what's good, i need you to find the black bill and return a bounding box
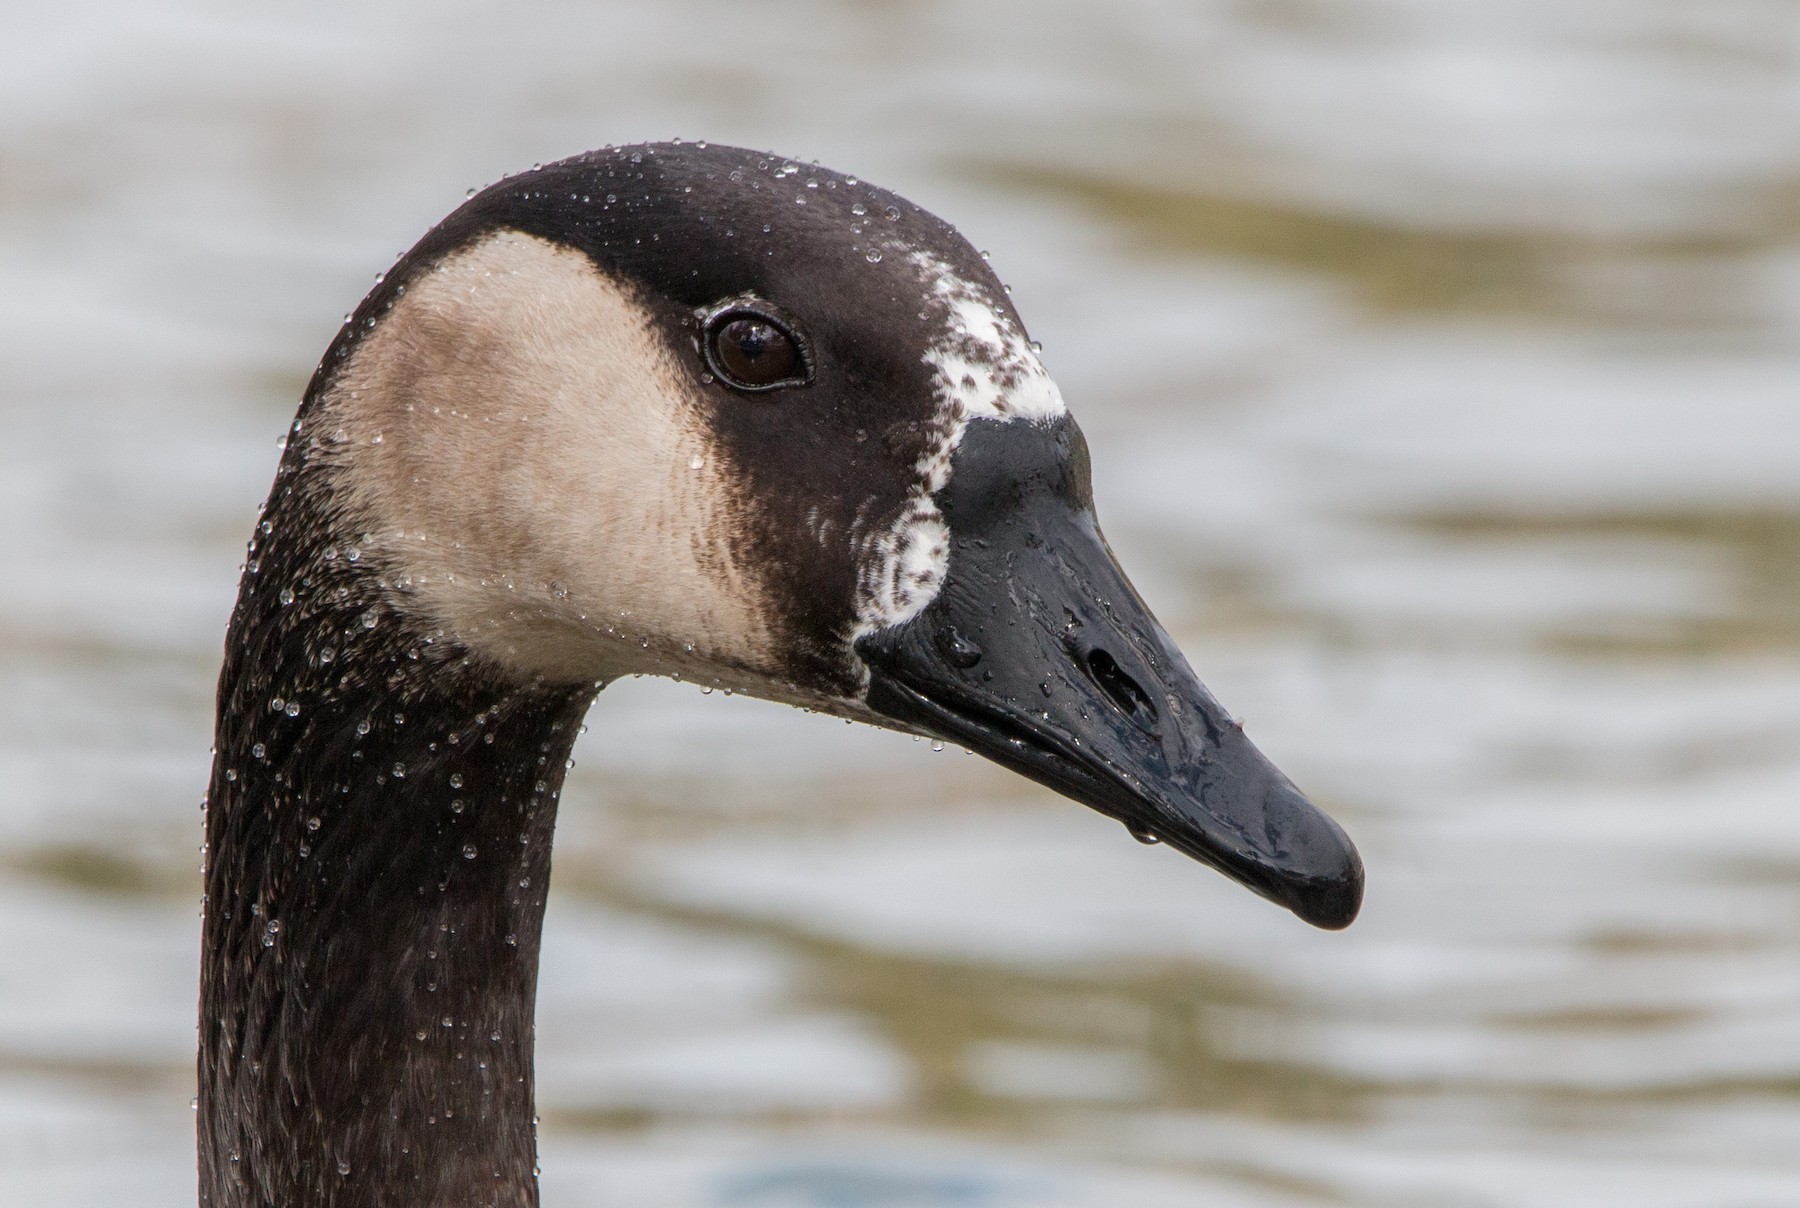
[856,417,1363,929]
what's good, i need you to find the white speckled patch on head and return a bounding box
[910,249,1066,433]
[851,495,951,642]
[847,249,1069,644]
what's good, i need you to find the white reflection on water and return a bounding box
[3,1,1799,1205]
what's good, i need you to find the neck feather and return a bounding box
[199,461,596,1207]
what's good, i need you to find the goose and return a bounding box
[200,140,1363,1207]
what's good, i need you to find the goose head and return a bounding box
[302,141,1362,928]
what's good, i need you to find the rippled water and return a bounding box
[4,2,1799,1204]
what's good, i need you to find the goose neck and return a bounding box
[200,493,595,1207]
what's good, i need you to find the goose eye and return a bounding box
[703,309,808,391]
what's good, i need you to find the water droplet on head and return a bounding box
[462,844,477,860]
[884,205,901,221]
[449,773,464,789]
[865,249,882,263]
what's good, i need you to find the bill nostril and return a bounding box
[1084,648,1157,727]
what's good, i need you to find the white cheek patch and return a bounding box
[853,496,950,637]
[850,250,1068,644]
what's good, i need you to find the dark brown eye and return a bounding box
[702,307,809,392]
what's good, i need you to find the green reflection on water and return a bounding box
[979,162,1750,318]
[556,866,1374,1134]
[1125,503,1800,662]
[14,843,184,897]
[1405,506,1800,656]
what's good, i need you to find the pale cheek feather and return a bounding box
[315,230,776,686]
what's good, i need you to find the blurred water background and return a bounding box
[4,2,1800,1204]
